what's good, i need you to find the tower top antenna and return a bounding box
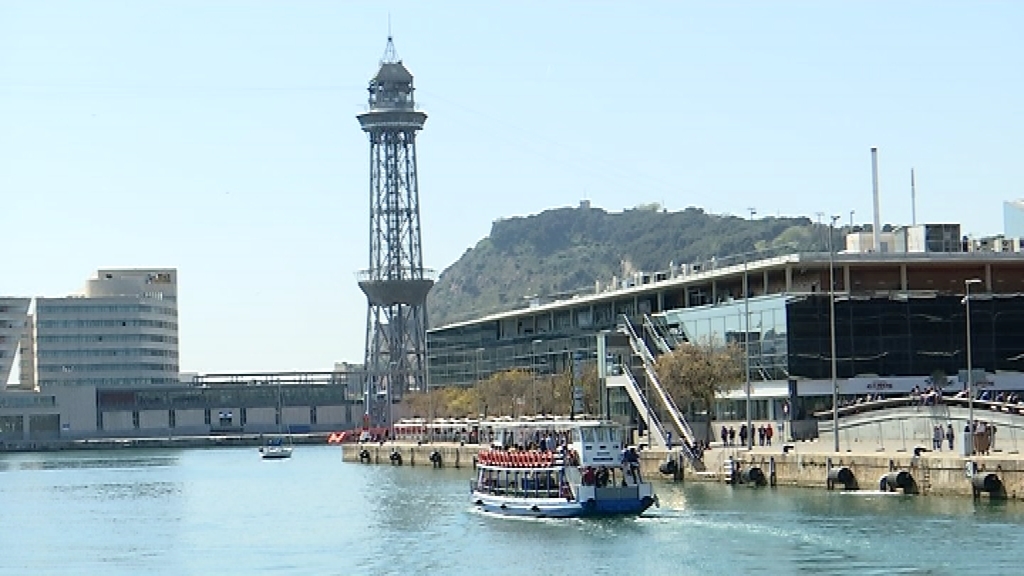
[381,16,399,63]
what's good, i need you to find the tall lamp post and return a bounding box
[744,208,755,450]
[532,339,543,415]
[829,214,841,453]
[965,278,982,444]
[743,255,752,450]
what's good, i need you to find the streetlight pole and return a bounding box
[532,339,543,416]
[426,337,433,443]
[744,254,752,450]
[744,208,755,450]
[829,215,841,453]
[965,278,982,450]
[474,347,484,417]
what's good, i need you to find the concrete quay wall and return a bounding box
[697,444,1024,500]
[344,442,1024,501]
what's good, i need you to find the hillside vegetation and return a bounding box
[427,203,840,328]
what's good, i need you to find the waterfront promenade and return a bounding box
[342,434,1024,501]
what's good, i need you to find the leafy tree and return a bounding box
[398,364,602,421]
[930,369,949,390]
[654,340,744,438]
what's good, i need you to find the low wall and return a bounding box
[698,445,1023,500]
[341,442,1024,501]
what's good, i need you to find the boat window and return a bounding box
[571,428,582,443]
[581,428,596,443]
[594,428,608,443]
[608,428,620,443]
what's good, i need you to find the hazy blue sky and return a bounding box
[2,1,1021,375]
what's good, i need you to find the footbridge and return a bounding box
[817,397,1024,454]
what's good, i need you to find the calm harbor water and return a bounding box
[1,446,1021,575]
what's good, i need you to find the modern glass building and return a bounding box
[1004,200,1024,239]
[426,250,1024,438]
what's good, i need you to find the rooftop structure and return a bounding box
[1004,199,1024,239]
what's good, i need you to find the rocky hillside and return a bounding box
[427,203,840,327]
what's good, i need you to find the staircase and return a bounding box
[643,315,673,354]
[619,314,704,471]
[606,371,668,448]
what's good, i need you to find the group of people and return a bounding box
[580,446,642,487]
[930,423,956,451]
[719,423,774,447]
[910,385,944,406]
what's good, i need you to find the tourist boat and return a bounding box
[470,419,657,518]
[259,435,293,460]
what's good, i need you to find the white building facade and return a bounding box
[1004,199,1024,239]
[33,269,179,390]
[0,298,31,387]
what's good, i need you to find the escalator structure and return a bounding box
[618,314,704,471]
[606,370,669,449]
[645,313,684,352]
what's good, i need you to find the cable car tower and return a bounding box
[357,36,434,428]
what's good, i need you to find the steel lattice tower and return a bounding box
[357,36,433,428]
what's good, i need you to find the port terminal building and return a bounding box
[425,239,1024,444]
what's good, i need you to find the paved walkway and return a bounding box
[701,437,1024,460]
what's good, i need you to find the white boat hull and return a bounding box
[470,483,656,518]
[260,446,293,459]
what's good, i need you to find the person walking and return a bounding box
[945,423,955,451]
[766,424,774,446]
[932,425,942,451]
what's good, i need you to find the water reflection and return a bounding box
[53,481,181,500]
[3,453,179,472]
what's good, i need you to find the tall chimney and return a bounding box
[871,146,881,252]
[910,168,916,226]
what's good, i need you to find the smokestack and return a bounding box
[871,147,881,252]
[910,168,916,226]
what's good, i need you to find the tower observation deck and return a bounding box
[357,36,435,428]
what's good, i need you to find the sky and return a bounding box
[1,1,1022,376]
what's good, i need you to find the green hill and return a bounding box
[427,203,840,328]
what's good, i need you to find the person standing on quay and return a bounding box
[766,424,774,446]
[946,423,955,451]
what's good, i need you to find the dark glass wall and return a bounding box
[787,294,1024,379]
